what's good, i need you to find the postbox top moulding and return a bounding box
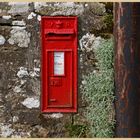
[41,16,77,19]
[41,16,77,33]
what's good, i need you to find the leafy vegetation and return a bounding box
[82,38,115,137]
[65,124,88,137]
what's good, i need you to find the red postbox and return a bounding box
[41,16,77,113]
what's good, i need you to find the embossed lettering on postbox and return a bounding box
[41,16,77,113]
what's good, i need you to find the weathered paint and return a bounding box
[114,3,140,137]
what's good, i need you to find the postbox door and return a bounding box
[46,50,73,107]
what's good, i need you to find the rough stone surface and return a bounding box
[0,2,108,138]
[12,20,26,26]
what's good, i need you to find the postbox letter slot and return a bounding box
[47,33,71,37]
[45,30,75,40]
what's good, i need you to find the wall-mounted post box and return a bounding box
[41,16,77,113]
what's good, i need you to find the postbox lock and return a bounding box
[41,16,78,113]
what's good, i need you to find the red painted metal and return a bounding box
[41,16,78,113]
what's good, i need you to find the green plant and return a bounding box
[103,14,113,33]
[65,124,88,138]
[82,38,115,137]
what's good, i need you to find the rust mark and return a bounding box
[130,38,134,64]
[117,26,125,58]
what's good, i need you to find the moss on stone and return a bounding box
[91,13,113,38]
[35,6,55,15]
[0,2,11,11]
[90,2,113,38]
[103,14,113,33]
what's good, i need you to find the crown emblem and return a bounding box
[55,20,63,28]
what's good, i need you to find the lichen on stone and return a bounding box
[12,116,19,123]
[13,85,22,93]
[0,35,6,45]
[17,67,29,78]
[8,2,30,14]
[21,97,39,109]
[0,123,14,137]
[12,20,26,26]
[8,27,31,48]
[42,113,63,119]
[37,15,41,21]
[79,33,103,52]
[2,15,11,20]
[34,2,49,10]
[27,12,36,20]
[51,2,84,16]
[29,67,40,78]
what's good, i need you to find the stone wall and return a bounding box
[0,2,110,137]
